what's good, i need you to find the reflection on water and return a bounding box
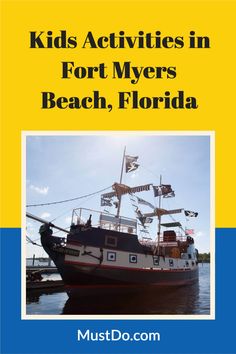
[63,283,200,315]
[26,264,210,315]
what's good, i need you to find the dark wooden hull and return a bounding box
[40,226,199,287]
[60,262,199,286]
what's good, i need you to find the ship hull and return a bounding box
[40,225,199,287]
[59,261,199,287]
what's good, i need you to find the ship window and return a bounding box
[129,254,137,263]
[153,256,159,266]
[107,251,116,262]
[105,235,117,247]
[186,261,189,267]
[192,261,195,266]
[188,254,192,259]
[169,259,174,267]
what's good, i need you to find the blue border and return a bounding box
[1,228,236,354]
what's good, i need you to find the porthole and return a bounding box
[153,256,159,266]
[107,251,116,262]
[129,254,137,263]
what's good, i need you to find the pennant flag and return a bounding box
[137,216,153,227]
[185,229,194,235]
[161,222,182,228]
[139,229,149,234]
[134,207,153,226]
[101,191,116,199]
[153,184,173,197]
[163,191,175,198]
[145,217,153,224]
[136,196,155,209]
[164,208,183,215]
[101,197,113,207]
[113,201,119,209]
[135,207,143,218]
[135,207,146,227]
[125,155,139,173]
[130,183,151,193]
[184,210,198,217]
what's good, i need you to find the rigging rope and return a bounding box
[26,235,43,247]
[26,185,112,207]
[49,190,100,223]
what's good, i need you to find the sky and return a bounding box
[25,132,212,258]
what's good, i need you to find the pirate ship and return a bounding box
[27,148,199,286]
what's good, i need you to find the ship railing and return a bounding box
[71,208,137,234]
[139,238,156,247]
[139,234,189,247]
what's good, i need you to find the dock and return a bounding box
[26,280,64,290]
[27,256,59,274]
[26,266,58,274]
[26,257,62,290]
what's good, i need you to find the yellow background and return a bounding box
[1,1,236,227]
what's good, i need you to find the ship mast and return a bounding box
[116,146,126,219]
[157,174,162,254]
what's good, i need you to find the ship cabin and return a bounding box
[67,208,195,259]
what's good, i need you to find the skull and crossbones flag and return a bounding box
[153,184,173,197]
[125,155,139,173]
[101,197,113,207]
[184,210,198,217]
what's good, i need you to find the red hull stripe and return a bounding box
[65,284,149,289]
[64,259,194,273]
[65,279,197,288]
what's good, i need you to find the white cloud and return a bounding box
[40,212,51,219]
[30,184,49,195]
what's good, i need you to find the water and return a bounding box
[26,264,210,315]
